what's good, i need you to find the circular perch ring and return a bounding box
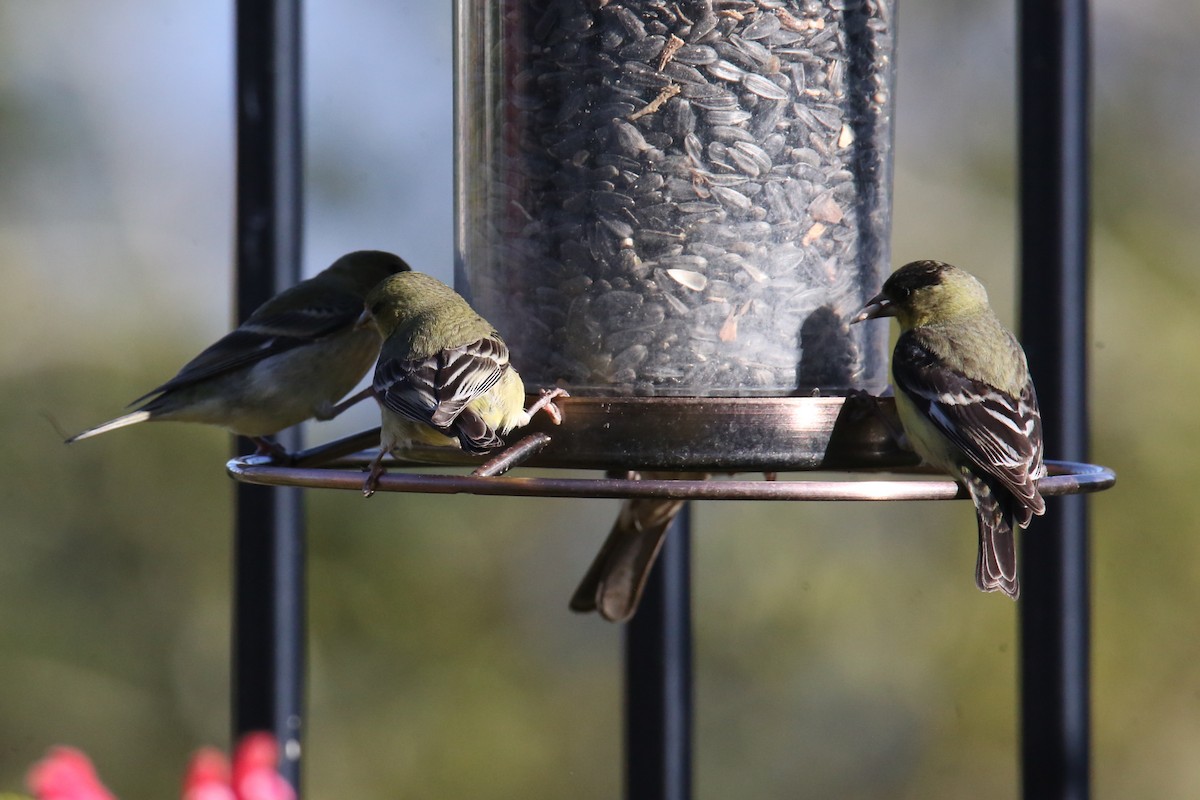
[226,397,1114,501]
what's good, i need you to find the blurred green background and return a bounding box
[1,1,1195,797]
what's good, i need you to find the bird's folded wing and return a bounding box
[130,287,364,404]
[374,335,507,439]
[892,336,1044,515]
[428,336,509,428]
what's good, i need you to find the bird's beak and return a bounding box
[851,292,894,324]
[354,306,374,330]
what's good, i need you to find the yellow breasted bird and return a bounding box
[853,260,1045,598]
[356,271,568,496]
[66,250,409,456]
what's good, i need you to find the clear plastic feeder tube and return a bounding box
[455,0,896,397]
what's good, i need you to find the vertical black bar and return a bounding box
[624,504,693,800]
[1017,1,1090,798]
[235,0,305,791]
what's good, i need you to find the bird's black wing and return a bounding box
[373,334,509,453]
[130,284,364,404]
[892,334,1044,520]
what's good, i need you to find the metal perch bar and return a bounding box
[471,433,554,477]
[240,396,1113,501]
[229,457,1113,502]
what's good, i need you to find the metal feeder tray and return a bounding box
[227,396,1116,502]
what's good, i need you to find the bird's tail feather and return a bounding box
[64,410,153,444]
[450,408,503,454]
[569,497,684,622]
[962,470,1020,600]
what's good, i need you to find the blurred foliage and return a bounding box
[2,0,1199,798]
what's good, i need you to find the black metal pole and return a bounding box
[234,0,305,791]
[624,504,693,800]
[1017,0,1091,798]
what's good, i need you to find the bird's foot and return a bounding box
[526,388,570,425]
[843,389,908,449]
[362,453,387,498]
[251,437,293,463]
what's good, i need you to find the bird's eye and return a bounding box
[895,286,911,299]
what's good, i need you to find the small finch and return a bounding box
[853,260,1045,599]
[357,271,568,496]
[66,250,409,456]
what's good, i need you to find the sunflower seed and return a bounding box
[673,44,718,65]
[709,184,753,211]
[706,59,746,82]
[742,72,789,101]
[666,268,709,291]
[619,36,666,62]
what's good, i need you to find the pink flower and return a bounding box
[184,734,294,800]
[26,747,117,800]
[23,734,293,800]
[181,748,235,800]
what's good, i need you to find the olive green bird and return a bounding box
[67,250,409,456]
[356,271,568,496]
[853,260,1045,598]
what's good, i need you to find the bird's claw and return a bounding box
[362,457,385,497]
[252,437,293,463]
[843,389,908,450]
[528,387,569,425]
